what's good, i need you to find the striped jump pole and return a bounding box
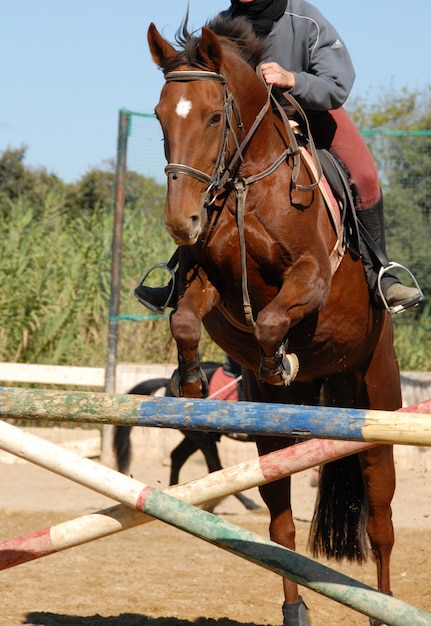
[1,423,375,569]
[1,387,431,445]
[2,395,430,571]
[0,420,430,625]
[1,399,430,570]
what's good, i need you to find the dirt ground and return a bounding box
[1,430,431,626]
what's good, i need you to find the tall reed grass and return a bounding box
[0,198,428,371]
[0,197,224,368]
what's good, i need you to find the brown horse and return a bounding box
[147,15,401,626]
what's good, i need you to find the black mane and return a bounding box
[161,14,266,74]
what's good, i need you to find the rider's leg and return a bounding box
[354,194,423,310]
[310,107,423,313]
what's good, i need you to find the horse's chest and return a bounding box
[205,218,283,287]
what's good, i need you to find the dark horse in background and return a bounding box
[113,361,259,511]
[146,15,401,626]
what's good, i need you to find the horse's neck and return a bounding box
[238,111,288,177]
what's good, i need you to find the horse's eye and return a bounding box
[209,113,222,126]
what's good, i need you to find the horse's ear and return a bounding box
[196,27,223,73]
[148,22,177,67]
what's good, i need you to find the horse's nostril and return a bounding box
[190,215,200,223]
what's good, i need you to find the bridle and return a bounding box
[161,66,321,327]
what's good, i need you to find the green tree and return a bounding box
[66,167,115,215]
[348,85,431,130]
[0,147,65,217]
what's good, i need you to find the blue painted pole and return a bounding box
[1,387,431,445]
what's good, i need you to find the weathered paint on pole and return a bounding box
[0,420,430,625]
[1,387,431,445]
[2,399,429,569]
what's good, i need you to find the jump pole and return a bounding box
[1,415,431,623]
[0,423,374,568]
[1,399,429,570]
[2,387,431,445]
[0,422,429,625]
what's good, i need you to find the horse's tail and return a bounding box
[113,378,170,474]
[308,455,369,563]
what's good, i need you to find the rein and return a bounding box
[162,66,322,328]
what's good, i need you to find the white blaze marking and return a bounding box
[175,96,192,118]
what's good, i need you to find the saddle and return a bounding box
[315,146,361,260]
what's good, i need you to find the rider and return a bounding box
[135,0,423,314]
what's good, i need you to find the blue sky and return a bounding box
[2,0,430,183]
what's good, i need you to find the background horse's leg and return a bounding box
[170,362,225,484]
[183,432,222,473]
[169,434,200,485]
[185,431,226,513]
[234,490,261,511]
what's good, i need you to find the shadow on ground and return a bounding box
[24,614,270,626]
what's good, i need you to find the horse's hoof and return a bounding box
[169,367,209,398]
[282,598,310,626]
[259,345,299,386]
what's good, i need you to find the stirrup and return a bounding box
[377,262,424,315]
[134,263,176,314]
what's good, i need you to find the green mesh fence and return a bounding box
[124,110,166,184]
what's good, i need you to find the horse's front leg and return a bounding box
[243,372,318,626]
[169,269,219,398]
[256,257,331,386]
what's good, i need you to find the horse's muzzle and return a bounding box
[164,197,207,245]
[165,218,201,246]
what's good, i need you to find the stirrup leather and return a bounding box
[134,263,176,313]
[377,262,424,315]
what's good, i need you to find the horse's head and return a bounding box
[148,19,267,245]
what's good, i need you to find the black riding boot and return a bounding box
[134,273,178,313]
[356,195,424,313]
[134,251,180,313]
